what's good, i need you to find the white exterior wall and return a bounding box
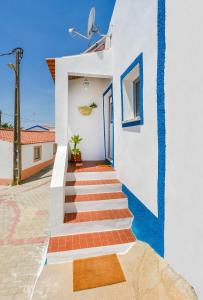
[55,50,113,146]
[0,140,13,179]
[110,0,158,215]
[52,0,203,296]
[68,78,109,161]
[165,0,203,298]
[21,142,54,170]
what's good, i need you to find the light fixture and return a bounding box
[83,78,89,90]
[8,63,16,71]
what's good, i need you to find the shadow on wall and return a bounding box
[123,126,141,133]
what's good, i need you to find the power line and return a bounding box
[1,112,55,126]
[0,51,13,57]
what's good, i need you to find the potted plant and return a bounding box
[70,134,83,162]
[78,102,98,116]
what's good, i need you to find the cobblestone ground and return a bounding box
[0,167,52,300]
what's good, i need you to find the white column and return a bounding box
[55,59,69,146]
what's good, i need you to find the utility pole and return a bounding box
[0,110,2,127]
[12,48,23,185]
[0,47,23,185]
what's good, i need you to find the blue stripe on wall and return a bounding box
[156,0,166,257]
[122,0,166,257]
[123,185,164,256]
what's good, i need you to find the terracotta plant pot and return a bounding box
[71,153,82,162]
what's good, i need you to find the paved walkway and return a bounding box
[0,167,52,300]
[33,242,198,300]
[0,166,198,300]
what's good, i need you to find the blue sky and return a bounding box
[0,0,115,128]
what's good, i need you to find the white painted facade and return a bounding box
[21,142,54,170]
[0,140,55,183]
[0,140,13,180]
[165,0,203,298]
[51,0,203,297]
[110,0,158,216]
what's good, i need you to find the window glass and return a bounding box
[133,78,140,117]
[122,63,140,123]
[34,146,41,161]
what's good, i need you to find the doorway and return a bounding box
[103,84,114,165]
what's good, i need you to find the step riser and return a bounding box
[47,242,135,264]
[65,198,128,213]
[66,183,122,195]
[61,217,133,235]
[66,171,117,181]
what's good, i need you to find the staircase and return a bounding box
[47,161,136,264]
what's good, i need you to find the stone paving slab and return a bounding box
[0,167,52,300]
[33,242,198,300]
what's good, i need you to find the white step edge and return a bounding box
[66,183,122,195]
[61,217,133,235]
[65,198,128,213]
[47,242,135,264]
[66,171,117,181]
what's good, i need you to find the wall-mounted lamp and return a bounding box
[83,78,89,90]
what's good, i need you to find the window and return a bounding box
[121,53,143,127]
[33,146,42,161]
[53,143,57,155]
[109,95,113,124]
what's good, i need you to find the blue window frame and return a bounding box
[120,53,144,127]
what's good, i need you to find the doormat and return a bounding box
[73,254,126,291]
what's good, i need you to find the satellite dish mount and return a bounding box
[69,7,106,40]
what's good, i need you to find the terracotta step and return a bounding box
[48,229,136,253]
[65,192,126,203]
[66,179,120,186]
[64,208,132,223]
[67,161,114,173]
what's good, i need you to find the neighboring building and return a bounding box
[0,129,55,184]
[43,125,55,132]
[46,0,203,298]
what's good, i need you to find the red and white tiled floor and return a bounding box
[47,161,136,263]
[67,161,114,173]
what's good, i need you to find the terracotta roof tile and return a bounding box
[0,129,55,145]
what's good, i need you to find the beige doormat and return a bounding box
[73,254,126,291]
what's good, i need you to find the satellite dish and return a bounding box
[68,7,105,40]
[87,7,96,39]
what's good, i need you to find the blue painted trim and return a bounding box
[25,125,49,131]
[102,93,107,159]
[102,83,114,166]
[120,53,144,127]
[156,0,166,256]
[123,185,164,257]
[122,0,166,257]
